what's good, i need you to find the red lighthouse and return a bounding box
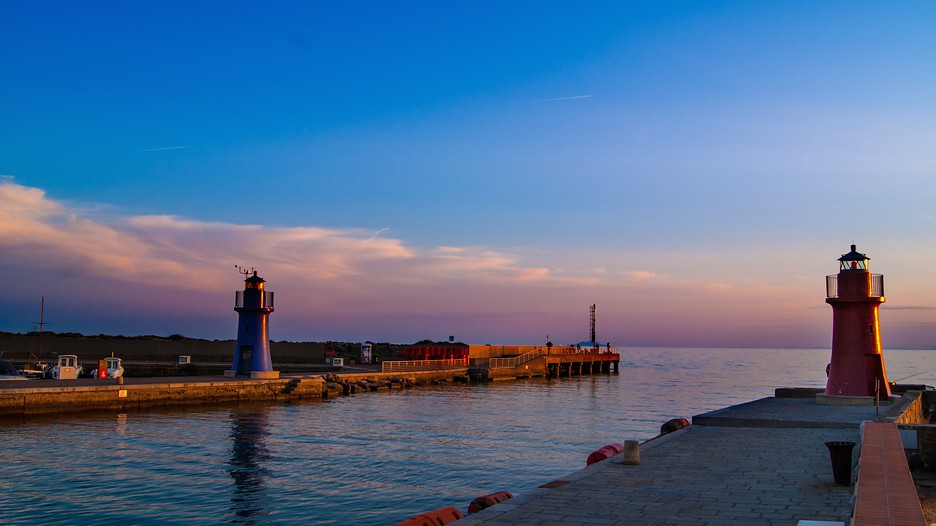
[824,244,890,398]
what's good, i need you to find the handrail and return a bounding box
[234,290,275,309]
[381,358,468,373]
[826,274,884,298]
[488,345,619,369]
[490,348,545,369]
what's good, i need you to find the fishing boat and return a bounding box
[50,355,82,380]
[90,356,124,379]
[20,355,51,379]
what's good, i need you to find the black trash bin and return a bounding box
[825,441,857,485]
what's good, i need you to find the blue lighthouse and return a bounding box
[225,270,278,379]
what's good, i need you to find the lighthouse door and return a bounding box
[239,346,253,375]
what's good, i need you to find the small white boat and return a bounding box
[51,355,83,380]
[90,356,124,379]
[20,361,49,379]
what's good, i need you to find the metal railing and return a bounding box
[384,346,623,372]
[234,291,275,309]
[489,347,548,369]
[548,345,619,355]
[381,358,469,373]
[488,345,619,369]
[826,274,884,298]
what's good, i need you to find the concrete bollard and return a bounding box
[621,440,640,465]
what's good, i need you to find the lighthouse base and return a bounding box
[816,393,890,406]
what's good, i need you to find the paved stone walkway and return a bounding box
[458,397,871,525]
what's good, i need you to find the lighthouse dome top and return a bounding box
[838,244,869,271]
[245,271,265,289]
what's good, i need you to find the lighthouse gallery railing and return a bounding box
[234,291,275,309]
[825,274,884,298]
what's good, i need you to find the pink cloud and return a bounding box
[3,180,929,348]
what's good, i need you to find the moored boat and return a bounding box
[90,356,124,379]
[0,360,28,381]
[50,355,83,380]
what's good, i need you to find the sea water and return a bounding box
[1,348,933,525]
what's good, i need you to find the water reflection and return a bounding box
[115,412,128,435]
[227,409,272,523]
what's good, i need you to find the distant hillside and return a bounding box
[0,331,406,364]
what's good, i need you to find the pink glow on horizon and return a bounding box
[1,180,934,349]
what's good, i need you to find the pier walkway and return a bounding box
[457,395,919,526]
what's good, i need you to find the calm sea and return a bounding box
[1,348,933,525]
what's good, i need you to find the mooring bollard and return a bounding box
[825,441,856,485]
[622,439,640,465]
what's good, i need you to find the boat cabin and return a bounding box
[55,355,80,380]
[92,356,124,379]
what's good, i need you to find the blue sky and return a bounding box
[2,2,935,348]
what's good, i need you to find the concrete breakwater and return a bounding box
[0,368,468,418]
[457,388,936,526]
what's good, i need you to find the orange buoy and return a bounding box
[392,506,463,526]
[586,443,626,465]
[467,491,514,513]
[659,418,690,435]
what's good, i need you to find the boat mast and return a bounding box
[33,296,48,361]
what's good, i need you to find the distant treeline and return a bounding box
[0,331,464,364]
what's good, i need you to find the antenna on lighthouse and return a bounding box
[234,265,256,278]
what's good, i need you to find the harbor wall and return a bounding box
[0,368,468,418]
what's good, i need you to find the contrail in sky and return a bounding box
[369,227,391,240]
[144,146,191,152]
[535,95,593,103]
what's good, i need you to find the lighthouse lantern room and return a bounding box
[823,244,890,400]
[225,269,279,379]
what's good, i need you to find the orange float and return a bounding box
[586,443,626,465]
[392,506,463,526]
[467,491,514,513]
[659,417,690,435]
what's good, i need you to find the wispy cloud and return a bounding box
[621,270,662,281]
[143,146,191,152]
[535,95,593,103]
[0,180,571,294]
[369,227,390,240]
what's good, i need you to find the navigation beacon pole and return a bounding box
[823,244,890,399]
[225,267,279,379]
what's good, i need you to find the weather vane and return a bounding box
[234,265,257,278]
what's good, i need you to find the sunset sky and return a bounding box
[2,2,935,348]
